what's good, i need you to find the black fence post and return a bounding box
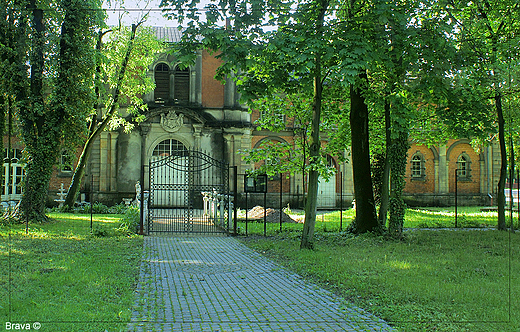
[90,173,93,232]
[264,191,267,237]
[455,168,458,228]
[279,173,283,232]
[245,181,248,236]
[139,164,145,235]
[233,166,238,235]
[340,171,343,231]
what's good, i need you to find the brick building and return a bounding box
[1,27,502,209]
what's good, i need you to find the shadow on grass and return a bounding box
[241,229,519,332]
[0,214,143,332]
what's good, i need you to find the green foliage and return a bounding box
[98,25,163,128]
[2,0,105,221]
[64,23,163,208]
[109,202,130,214]
[91,202,110,214]
[435,0,520,230]
[371,153,386,206]
[388,132,409,237]
[118,205,140,235]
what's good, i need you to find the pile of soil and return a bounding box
[245,206,297,223]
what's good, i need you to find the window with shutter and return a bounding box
[154,63,170,102]
[174,65,190,103]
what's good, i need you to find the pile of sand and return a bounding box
[245,206,297,223]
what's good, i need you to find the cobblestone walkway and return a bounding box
[129,236,394,331]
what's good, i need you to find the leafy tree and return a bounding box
[363,0,438,237]
[162,0,351,248]
[437,0,520,230]
[63,23,163,208]
[6,0,103,221]
[0,3,19,194]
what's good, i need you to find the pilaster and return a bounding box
[193,124,203,150]
[223,133,234,166]
[140,123,151,189]
[439,145,448,193]
[99,132,108,192]
[110,132,119,192]
[195,51,202,105]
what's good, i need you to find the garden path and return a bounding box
[129,236,394,331]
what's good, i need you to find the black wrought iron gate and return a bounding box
[148,149,230,234]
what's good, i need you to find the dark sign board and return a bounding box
[244,174,267,193]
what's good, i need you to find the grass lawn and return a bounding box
[239,208,520,331]
[236,206,514,236]
[1,213,143,332]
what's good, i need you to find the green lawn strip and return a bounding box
[237,207,507,236]
[0,213,143,332]
[240,230,519,332]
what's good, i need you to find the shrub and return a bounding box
[91,225,116,237]
[108,203,129,214]
[117,206,140,235]
[92,202,110,214]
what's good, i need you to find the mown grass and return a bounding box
[1,213,143,331]
[239,208,519,331]
[237,206,514,236]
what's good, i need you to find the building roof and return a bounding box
[152,26,183,43]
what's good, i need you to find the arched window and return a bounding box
[411,152,425,179]
[152,139,187,158]
[457,153,471,179]
[154,63,170,103]
[173,64,190,103]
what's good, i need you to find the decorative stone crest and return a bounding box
[160,110,184,132]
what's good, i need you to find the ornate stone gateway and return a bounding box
[148,149,230,234]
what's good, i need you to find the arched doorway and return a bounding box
[150,139,188,207]
[148,139,230,234]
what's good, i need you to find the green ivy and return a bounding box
[2,0,104,222]
[388,131,409,238]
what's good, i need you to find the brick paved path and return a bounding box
[129,236,394,331]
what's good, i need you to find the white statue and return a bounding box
[134,181,141,205]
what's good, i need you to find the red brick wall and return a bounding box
[448,141,480,194]
[404,144,435,193]
[201,50,225,108]
[48,148,82,191]
[2,136,81,194]
[2,137,24,151]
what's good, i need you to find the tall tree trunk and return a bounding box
[496,92,507,230]
[63,29,105,208]
[378,99,391,226]
[22,140,59,221]
[350,71,378,233]
[0,97,5,191]
[63,136,94,207]
[388,130,408,238]
[63,24,140,208]
[19,3,50,222]
[300,0,328,249]
[300,46,322,250]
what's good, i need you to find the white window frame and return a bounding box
[2,149,25,202]
[410,153,425,179]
